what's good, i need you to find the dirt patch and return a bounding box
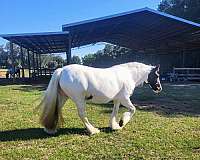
[132,83,200,116]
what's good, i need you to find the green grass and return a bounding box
[0,84,200,159]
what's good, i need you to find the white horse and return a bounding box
[38,62,162,135]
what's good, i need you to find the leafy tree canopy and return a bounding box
[70,55,81,64]
[158,0,200,23]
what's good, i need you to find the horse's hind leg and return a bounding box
[109,100,122,130]
[119,98,136,128]
[75,99,100,135]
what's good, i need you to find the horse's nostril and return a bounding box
[156,83,160,87]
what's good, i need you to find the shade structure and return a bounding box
[62,7,200,52]
[1,8,200,54]
[1,31,70,53]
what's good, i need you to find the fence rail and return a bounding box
[170,68,200,81]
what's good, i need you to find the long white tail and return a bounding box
[38,68,66,132]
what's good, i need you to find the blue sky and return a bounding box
[0,0,161,57]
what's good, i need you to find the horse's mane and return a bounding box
[112,62,153,70]
[112,62,154,86]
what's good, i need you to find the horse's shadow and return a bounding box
[0,128,85,142]
[0,127,113,142]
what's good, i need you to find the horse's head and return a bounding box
[147,64,162,93]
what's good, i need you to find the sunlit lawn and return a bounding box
[0,84,200,159]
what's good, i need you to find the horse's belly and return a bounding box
[87,95,111,104]
[86,86,118,104]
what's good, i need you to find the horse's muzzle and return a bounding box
[153,86,162,93]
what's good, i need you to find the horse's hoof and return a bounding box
[119,119,124,127]
[89,128,100,135]
[110,124,122,130]
[44,128,57,135]
[112,126,122,130]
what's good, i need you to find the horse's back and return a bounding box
[59,64,128,102]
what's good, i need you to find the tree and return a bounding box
[158,0,200,23]
[0,43,21,68]
[71,56,81,64]
[0,45,9,68]
[41,54,65,68]
[0,41,68,69]
[81,44,132,67]
[82,53,97,66]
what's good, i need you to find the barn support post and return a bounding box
[32,52,35,78]
[27,49,31,78]
[66,35,71,65]
[36,53,39,77]
[65,52,68,64]
[39,53,42,76]
[20,46,25,78]
[10,42,15,82]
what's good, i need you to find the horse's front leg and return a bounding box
[119,98,136,128]
[109,100,122,130]
[75,100,100,135]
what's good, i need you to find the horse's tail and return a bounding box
[38,68,66,133]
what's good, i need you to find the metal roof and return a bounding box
[0,31,69,53]
[63,7,200,52]
[1,8,200,54]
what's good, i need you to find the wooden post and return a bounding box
[39,53,42,76]
[44,68,47,76]
[10,42,15,81]
[32,52,35,78]
[36,53,39,77]
[67,35,71,65]
[66,52,68,63]
[20,46,25,78]
[27,49,31,78]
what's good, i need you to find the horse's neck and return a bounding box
[125,63,152,87]
[135,70,149,86]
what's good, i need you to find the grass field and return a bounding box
[0,83,200,159]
